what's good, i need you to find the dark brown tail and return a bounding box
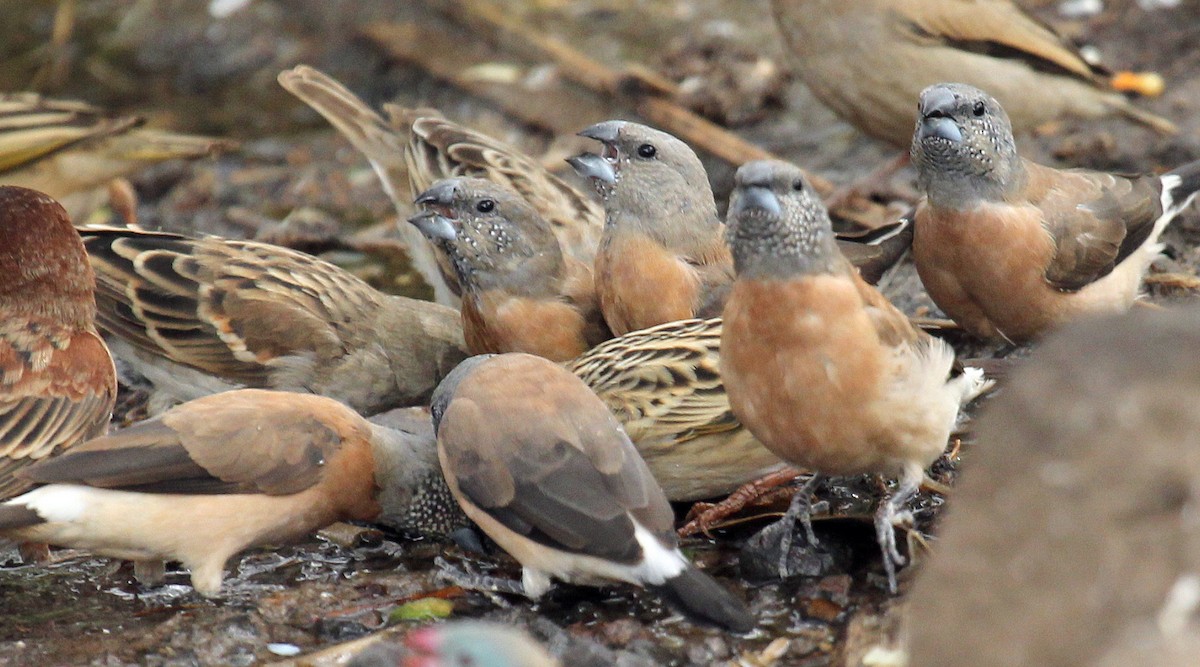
[653,564,755,633]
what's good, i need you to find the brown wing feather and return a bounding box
[0,324,115,499]
[0,93,142,176]
[82,227,383,385]
[439,356,674,560]
[1027,163,1164,291]
[844,257,923,350]
[895,0,1103,83]
[22,390,355,496]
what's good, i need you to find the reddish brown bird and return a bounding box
[431,353,755,632]
[570,122,914,335]
[569,121,734,335]
[0,389,452,597]
[80,226,468,415]
[1,186,116,503]
[278,65,602,307]
[910,83,1200,343]
[409,178,610,361]
[720,160,988,592]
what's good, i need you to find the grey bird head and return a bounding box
[574,120,719,237]
[911,83,1025,208]
[725,160,841,279]
[410,178,563,294]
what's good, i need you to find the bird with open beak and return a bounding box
[569,120,735,336]
[910,83,1200,343]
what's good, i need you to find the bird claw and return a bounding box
[678,467,804,538]
[433,556,523,603]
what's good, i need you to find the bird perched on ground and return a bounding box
[0,389,459,596]
[720,160,988,592]
[431,353,755,632]
[566,317,786,502]
[1,187,116,503]
[770,0,1175,150]
[409,178,610,361]
[907,307,1200,666]
[910,83,1200,343]
[278,65,603,307]
[0,93,233,222]
[80,226,469,415]
[569,121,734,336]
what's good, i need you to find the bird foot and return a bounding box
[678,467,803,537]
[433,556,523,601]
[874,502,916,594]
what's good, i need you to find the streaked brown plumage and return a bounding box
[566,317,785,502]
[911,83,1200,342]
[770,0,1175,149]
[0,93,232,207]
[0,389,449,596]
[409,178,610,361]
[720,160,988,591]
[431,353,754,632]
[1,186,116,501]
[80,226,469,415]
[277,65,602,306]
[908,307,1200,666]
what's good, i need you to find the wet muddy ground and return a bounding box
[2,1,1200,665]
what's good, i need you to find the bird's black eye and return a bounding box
[972,101,986,117]
[636,143,657,159]
[476,199,495,213]
[791,178,804,192]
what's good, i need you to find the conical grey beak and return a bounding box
[408,210,458,241]
[414,179,461,207]
[917,85,963,143]
[578,120,624,145]
[919,116,963,143]
[567,152,616,184]
[729,184,780,219]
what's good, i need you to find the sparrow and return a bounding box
[80,226,469,415]
[398,621,558,667]
[1,186,116,502]
[277,65,603,306]
[409,178,610,361]
[569,120,734,336]
[0,92,233,215]
[769,0,1176,149]
[907,306,1200,666]
[570,122,916,336]
[910,83,1200,343]
[0,389,455,597]
[720,159,989,592]
[430,353,755,632]
[565,317,787,502]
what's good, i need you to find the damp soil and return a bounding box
[2,1,1200,665]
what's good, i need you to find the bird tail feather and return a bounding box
[653,564,755,633]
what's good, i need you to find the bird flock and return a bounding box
[3,1,1200,663]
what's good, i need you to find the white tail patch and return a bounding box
[631,522,686,585]
[9,485,91,523]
